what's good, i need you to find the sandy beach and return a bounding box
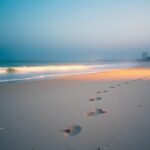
[0,67,150,150]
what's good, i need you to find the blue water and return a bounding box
[0,60,137,83]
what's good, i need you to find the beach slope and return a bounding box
[0,68,150,150]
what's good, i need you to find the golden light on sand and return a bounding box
[63,68,150,80]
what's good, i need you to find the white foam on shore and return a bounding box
[0,62,137,83]
[0,65,90,74]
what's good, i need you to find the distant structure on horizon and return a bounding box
[141,52,150,61]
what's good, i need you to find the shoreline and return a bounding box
[0,62,137,83]
[1,67,149,85]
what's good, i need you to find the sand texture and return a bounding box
[0,68,150,150]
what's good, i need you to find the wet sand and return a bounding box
[0,68,150,150]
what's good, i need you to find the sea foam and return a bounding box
[0,62,137,83]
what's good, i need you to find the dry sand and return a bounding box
[0,68,150,150]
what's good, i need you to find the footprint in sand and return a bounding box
[103,90,108,93]
[89,97,102,102]
[62,125,82,137]
[109,86,115,89]
[89,98,95,102]
[95,97,102,101]
[85,108,106,117]
[97,91,102,94]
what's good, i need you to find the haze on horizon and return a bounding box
[0,0,150,61]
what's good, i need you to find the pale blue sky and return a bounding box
[0,0,150,61]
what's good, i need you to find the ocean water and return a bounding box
[0,61,137,83]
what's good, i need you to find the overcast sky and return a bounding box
[0,0,150,61]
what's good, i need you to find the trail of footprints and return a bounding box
[0,76,149,150]
[62,75,150,149]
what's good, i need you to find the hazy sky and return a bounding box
[0,0,150,61]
